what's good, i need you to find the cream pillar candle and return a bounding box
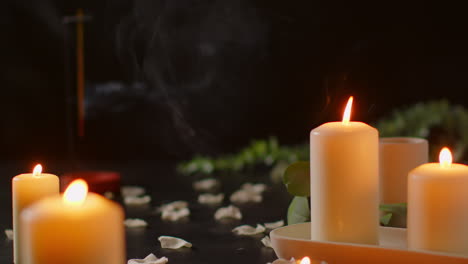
[20,179,125,264]
[408,147,468,255]
[12,164,59,263]
[310,97,379,244]
[379,137,428,204]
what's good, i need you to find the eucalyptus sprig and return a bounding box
[177,137,308,175]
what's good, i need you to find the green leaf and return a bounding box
[287,196,310,225]
[283,161,310,197]
[380,213,393,226]
[379,203,407,216]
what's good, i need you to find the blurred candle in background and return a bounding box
[12,164,59,263]
[310,97,379,244]
[20,179,125,264]
[379,137,428,227]
[408,147,468,255]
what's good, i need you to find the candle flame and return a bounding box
[32,164,42,177]
[63,179,88,206]
[439,147,452,168]
[342,96,353,125]
[299,257,311,264]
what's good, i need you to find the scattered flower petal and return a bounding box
[158,236,192,249]
[162,207,190,221]
[261,236,272,248]
[232,224,266,236]
[5,229,13,240]
[124,218,148,228]
[214,205,242,220]
[124,195,152,206]
[159,201,188,212]
[264,220,284,230]
[193,178,220,192]
[230,189,262,203]
[128,253,168,264]
[241,183,267,194]
[122,186,146,197]
[198,193,224,205]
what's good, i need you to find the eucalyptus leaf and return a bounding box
[379,203,407,216]
[283,162,310,197]
[380,213,393,226]
[287,196,310,225]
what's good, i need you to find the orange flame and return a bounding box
[342,96,353,125]
[32,164,42,177]
[63,179,88,206]
[439,147,452,168]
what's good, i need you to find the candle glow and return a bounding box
[32,164,42,177]
[63,179,88,206]
[342,96,353,125]
[299,257,311,264]
[439,147,452,168]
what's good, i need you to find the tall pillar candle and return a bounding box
[20,179,125,264]
[310,97,379,244]
[12,164,59,263]
[408,147,468,255]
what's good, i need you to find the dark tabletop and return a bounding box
[0,160,291,264]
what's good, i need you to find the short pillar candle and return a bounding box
[310,97,379,244]
[20,179,125,264]
[12,164,59,263]
[408,147,468,255]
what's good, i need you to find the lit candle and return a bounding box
[12,164,59,263]
[310,96,379,244]
[20,179,125,264]
[408,147,468,255]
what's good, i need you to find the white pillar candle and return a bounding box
[408,147,468,255]
[12,164,59,263]
[310,97,379,244]
[379,137,428,204]
[20,179,125,264]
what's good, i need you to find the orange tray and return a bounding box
[270,222,468,264]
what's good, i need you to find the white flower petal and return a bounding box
[161,207,190,221]
[158,236,192,249]
[192,178,219,192]
[230,189,262,203]
[124,195,152,206]
[124,218,148,228]
[198,193,224,205]
[159,201,188,212]
[261,236,272,248]
[264,220,284,230]
[5,229,13,240]
[241,183,267,194]
[232,224,266,236]
[122,186,146,197]
[127,253,168,264]
[214,205,242,220]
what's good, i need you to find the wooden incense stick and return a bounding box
[76,9,85,138]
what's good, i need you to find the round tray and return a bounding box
[270,222,468,264]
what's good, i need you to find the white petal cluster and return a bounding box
[128,253,168,264]
[158,236,193,249]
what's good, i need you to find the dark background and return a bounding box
[1,0,468,163]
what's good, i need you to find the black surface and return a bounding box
[0,160,291,264]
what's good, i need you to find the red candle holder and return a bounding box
[60,171,121,195]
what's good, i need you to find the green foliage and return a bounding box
[283,162,310,197]
[287,196,310,225]
[377,100,468,161]
[177,137,308,175]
